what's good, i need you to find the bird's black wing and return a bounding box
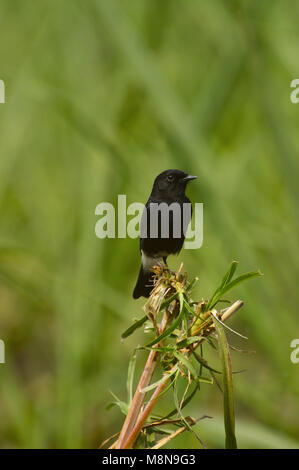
[140,196,192,257]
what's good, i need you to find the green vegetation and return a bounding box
[109,263,261,449]
[0,0,298,449]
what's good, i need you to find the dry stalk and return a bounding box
[115,308,171,448]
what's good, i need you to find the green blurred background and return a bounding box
[0,0,298,449]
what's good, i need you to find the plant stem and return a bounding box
[115,310,170,449]
[121,379,168,449]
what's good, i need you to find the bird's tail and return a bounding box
[133,265,155,299]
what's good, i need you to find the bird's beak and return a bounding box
[183,174,197,182]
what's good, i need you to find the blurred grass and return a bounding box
[0,0,298,448]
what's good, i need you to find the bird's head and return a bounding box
[152,169,197,198]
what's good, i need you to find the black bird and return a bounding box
[133,169,197,299]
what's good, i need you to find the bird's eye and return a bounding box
[167,175,174,182]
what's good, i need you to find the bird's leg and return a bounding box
[162,257,174,274]
[164,258,176,276]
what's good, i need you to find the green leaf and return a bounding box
[127,350,137,404]
[214,317,237,449]
[173,382,206,448]
[145,369,180,401]
[206,336,217,350]
[208,269,262,310]
[207,261,238,310]
[173,351,213,385]
[107,391,129,416]
[220,271,263,298]
[176,335,204,347]
[140,366,178,393]
[164,384,199,420]
[121,315,148,340]
[222,260,239,286]
[191,349,222,374]
[183,298,195,315]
